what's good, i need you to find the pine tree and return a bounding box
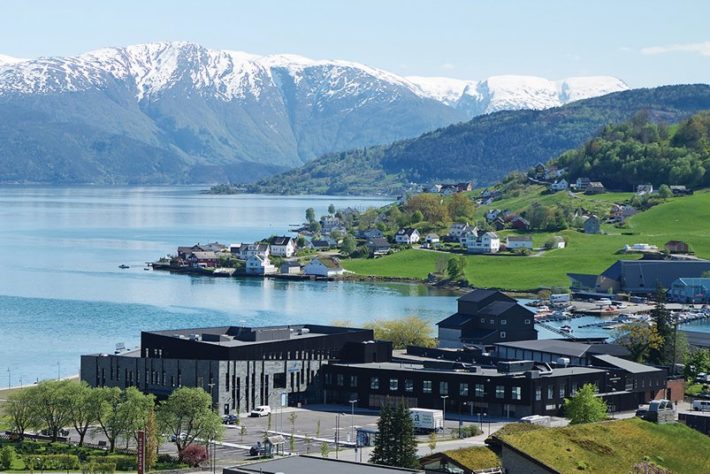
[369,402,393,465]
[393,401,418,468]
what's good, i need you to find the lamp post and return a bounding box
[349,399,358,461]
[207,383,216,474]
[335,413,341,460]
[440,395,448,432]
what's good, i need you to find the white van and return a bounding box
[597,298,612,306]
[692,400,710,412]
[250,405,272,417]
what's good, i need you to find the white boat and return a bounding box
[560,324,573,333]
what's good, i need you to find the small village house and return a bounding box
[395,227,420,244]
[585,181,605,194]
[510,216,530,231]
[665,240,690,254]
[448,222,471,239]
[466,232,500,254]
[303,257,345,277]
[549,178,568,192]
[358,228,384,239]
[246,255,276,275]
[583,215,601,234]
[269,236,297,258]
[547,236,566,249]
[189,251,219,268]
[425,233,440,244]
[366,237,391,256]
[574,177,591,191]
[241,243,270,260]
[506,235,533,250]
[669,278,710,304]
[279,260,301,275]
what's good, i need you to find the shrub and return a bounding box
[0,446,17,470]
[180,443,208,467]
[87,459,117,474]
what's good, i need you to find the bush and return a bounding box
[87,459,117,474]
[0,446,17,470]
[28,454,81,470]
[180,443,208,467]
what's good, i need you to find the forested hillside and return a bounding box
[250,84,710,195]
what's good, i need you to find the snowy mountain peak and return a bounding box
[0,42,629,114]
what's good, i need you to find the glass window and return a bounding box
[559,386,565,398]
[423,380,432,393]
[337,374,344,386]
[370,377,379,390]
[547,386,553,399]
[535,387,542,401]
[500,331,506,339]
[571,383,578,395]
[525,319,531,325]
[501,320,507,325]
[480,317,485,323]
[405,379,414,392]
[475,383,484,397]
[390,378,399,391]
[460,383,469,396]
[440,381,448,395]
[496,385,505,399]
[512,386,521,400]
[350,375,358,388]
[325,373,332,384]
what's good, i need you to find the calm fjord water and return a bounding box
[0,186,456,385]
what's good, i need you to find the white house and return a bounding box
[549,179,568,192]
[395,228,420,244]
[280,260,302,275]
[303,257,344,277]
[269,236,297,257]
[448,222,471,239]
[459,228,479,248]
[425,233,440,244]
[548,236,566,249]
[245,255,276,275]
[241,243,270,260]
[506,235,533,250]
[466,232,500,254]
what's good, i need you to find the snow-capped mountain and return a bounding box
[0,42,628,184]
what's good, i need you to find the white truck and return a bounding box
[410,408,444,433]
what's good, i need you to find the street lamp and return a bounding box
[440,395,449,432]
[207,383,216,474]
[349,399,358,461]
[335,413,342,460]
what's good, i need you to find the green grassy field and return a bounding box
[344,190,710,290]
[497,417,710,473]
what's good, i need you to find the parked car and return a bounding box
[250,405,272,417]
[692,399,710,411]
[170,432,188,442]
[635,406,649,417]
[222,414,238,424]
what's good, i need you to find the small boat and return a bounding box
[118,264,130,269]
[144,266,150,271]
[560,324,573,333]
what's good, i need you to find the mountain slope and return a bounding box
[0,42,627,184]
[250,84,710,195]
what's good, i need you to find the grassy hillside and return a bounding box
[496,418,710,473]
[343,190,710,290]
[251,84,710,195]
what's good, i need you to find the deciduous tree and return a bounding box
[363,316,436,349]
[563,384,608,424]
[156,387,223,455]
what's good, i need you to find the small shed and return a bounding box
[264,435,286,456]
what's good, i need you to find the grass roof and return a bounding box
[443,446,501,471]
[496,418,710,473]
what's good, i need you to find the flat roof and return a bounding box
[225,456,418,474]
[332,361,604,378]
[495,339,592,358]
[591,354,661,374]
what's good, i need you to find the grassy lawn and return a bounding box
[344,191,710,290]
[497,417,710,473]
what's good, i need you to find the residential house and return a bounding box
[532,162,547,179]
[279,260,301,275]
[585,181,605,194]
[366,237,391,256]
[669,278,710,304]
[320,216,344,235]
[574,177,591,191]
[420,448,502,474]
[510,216,530,231]
[303,257,345,277]
[493,218,507,231]
[485,209,501,222]
[636,184,654,195]
[395,227,420,244]
[549,178,568,192]
[269,236,297,258]
[583,215,601,234]
[224,457,419,474]
[545,166,566,180]
[358,228,384,240]
[200,242,227,253]
[189,251,219,268]
[466,232,500,254]
[448,222,471,239]
[245,255,276,275]
[609,204,637,223]
[459,228,478,248]
[241,243,270,260]
[437,289,537,347]
[568,259,710,295]
[228,243,242,255]
[425,233,440,244]
[506,235,533,250]
[310,237,338,250]
[665,240,690,254]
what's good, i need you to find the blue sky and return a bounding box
[2,0,708,87]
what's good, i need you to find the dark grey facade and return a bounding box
[437,290,537,348]
[81,324,373,415]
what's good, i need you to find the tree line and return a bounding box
[2,381,223,466]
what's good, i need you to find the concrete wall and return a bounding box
[501,445,557,474]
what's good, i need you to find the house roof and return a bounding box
[436,312,474,328]
[315,257,343,270]
[507,235,533,242]
[673,278,710,289]
[477,301,520,317]
[420,447,501,472]
[458,289,507,304]
[269,236,294,246]
[591,354,660,374]
[495,339,591,358]
[281,260,301,268]
[397,227,418,236]
[192,251,218,259]
[367,237,390,247]
[567,273,599,289]
[601,259,710,291]
[225,456,418,474]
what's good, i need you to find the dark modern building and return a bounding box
[437,290,537,348]
[224,456,419,474]
[569,258,710,295]
[494,339,630,367]
[323,347,667,417]
[80,324,374,415]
